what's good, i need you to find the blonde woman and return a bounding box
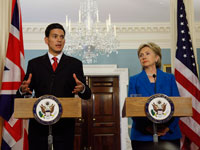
[128,42,181,150]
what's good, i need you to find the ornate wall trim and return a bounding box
[22,22,200,50]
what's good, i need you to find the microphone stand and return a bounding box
[48,74,55,150]
[48,125,53,150]
[153,123,158,143]
[152,74,158,143]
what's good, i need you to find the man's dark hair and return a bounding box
[45,23,65,37]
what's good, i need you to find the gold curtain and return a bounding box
[0,0,12,88]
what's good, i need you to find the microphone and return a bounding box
[153,74,157,94]
[152,73,158,143]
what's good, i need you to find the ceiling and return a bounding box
[20,0,200,23]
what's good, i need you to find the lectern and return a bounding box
[123,97,192,117]
[14,97,81,150]
[14,97,82,119]
[123,96,193,150]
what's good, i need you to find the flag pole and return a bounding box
[170,0,177,73]
[0,116,3,150]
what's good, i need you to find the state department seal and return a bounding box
[33,95,62,125]
[145,94,174,124]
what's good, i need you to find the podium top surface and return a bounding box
[14,97,82,119]
[123,97,192,117]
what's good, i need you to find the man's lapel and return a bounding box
[41,53,53,72]
[55,54,70,73]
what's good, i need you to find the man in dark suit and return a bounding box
[18,23,91,150]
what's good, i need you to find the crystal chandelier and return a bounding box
[64,0,119,63]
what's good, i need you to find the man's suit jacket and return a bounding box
[128,69,182,141]
[21,53,91,142]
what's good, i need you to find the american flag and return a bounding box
[174,0,200,149]
[0,0,28,150]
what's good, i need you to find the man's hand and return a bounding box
[20,73,32,94]
[72,73,84,94]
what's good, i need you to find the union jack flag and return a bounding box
[0,0,28,149]
[174,0,200,149]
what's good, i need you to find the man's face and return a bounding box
[45,29,65,56]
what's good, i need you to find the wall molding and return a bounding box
[22,22,200,50]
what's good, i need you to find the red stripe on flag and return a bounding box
[6,34,21,68]
[179,121,200,147]
[4,119,22,142]
[23,128,29,150]
[181,136,191,150]
[1,82,21,90]
[19,6,24,57]
[11,0,17,15]
[192,108,200,125]
[175,69,200,101]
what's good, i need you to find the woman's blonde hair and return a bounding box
[137,42,162,69]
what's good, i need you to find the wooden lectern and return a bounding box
[14,97,81,150]
[123,97,193,149]
[123,97,193,118]
[14,97,82,119]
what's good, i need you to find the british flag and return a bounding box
[0,0,28,150]
[174,0,200,149]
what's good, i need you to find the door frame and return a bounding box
[83,64,131,150]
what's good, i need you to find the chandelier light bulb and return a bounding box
[64,0,119,63]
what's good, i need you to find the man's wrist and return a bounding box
[19,86,26,95]
[80,84,85,94]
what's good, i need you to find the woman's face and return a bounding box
[138,46,159,69]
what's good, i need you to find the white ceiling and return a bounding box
[20,0,200,23]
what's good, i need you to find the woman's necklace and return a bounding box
[147,73,155,77]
